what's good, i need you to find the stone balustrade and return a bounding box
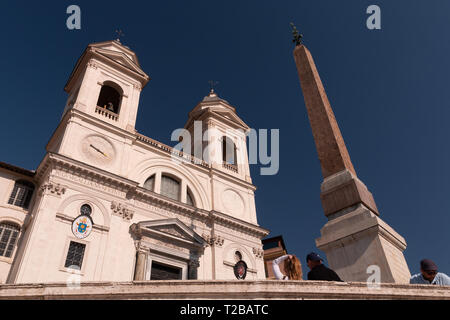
[136,134,210,168]
[95,106,119,121]
[1,280,449,300]
[223,163,238,173]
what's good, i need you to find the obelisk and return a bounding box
[293,35,411,283]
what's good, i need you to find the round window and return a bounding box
[80,204,92,216]
[234,251,242,262]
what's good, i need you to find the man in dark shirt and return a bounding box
[306,252,343,282]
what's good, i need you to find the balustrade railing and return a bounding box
[95,106,119,121]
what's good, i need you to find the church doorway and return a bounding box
[150,261,182,280]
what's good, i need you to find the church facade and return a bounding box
[0,40,269,284]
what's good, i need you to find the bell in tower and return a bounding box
[96,82,122,114]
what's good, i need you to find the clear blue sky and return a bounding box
[1,0,449,277]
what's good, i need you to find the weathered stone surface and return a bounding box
[293,45,356,179]
[0,281,448,300]
[321,169,379,216]
[316,205,410,283]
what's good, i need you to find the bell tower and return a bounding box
[47,40,150,176]
[184,90,252,183]
[62,40,149,132]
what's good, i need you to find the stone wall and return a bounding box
[0,280,449,300]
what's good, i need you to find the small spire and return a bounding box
[208,80,219,96]
[115,29,125,43]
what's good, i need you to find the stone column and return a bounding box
[189,259,200,280]
[134,244,149,281]
[293,44,411,283]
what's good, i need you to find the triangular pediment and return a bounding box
[89,42,147,77]
[185,92,250,130]
[211,110,249,129]
[152,225,191,241]
[185,107,249,131]
[65,40,149,92]
[137,219,206,246]
[89,40,139,65]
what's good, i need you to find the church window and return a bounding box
[222,136,237,165]
[8,180,35,209]
[0,223,20,258]
[144,175,155,192]
[161,175,181,201]
[64,241,86,269]
[96,83,122,114]
[80,204,92,216]
[234,251,242,262]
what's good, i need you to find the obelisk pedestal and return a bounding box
[293,44,410,283]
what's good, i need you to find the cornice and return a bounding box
[132,187,210,220]
[376,222,407,252]
[70,109,136,140]
[56,212,109,232]
[65,45,149,93]
[134,134,210,170]
[185,108,250,132]
[0,161,35,178]
[34,153,265,239]
[36,153,138,191]
[210,167,257,191]
[132,188,267,238]
[209,211,270,239]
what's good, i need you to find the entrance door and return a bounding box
[150,262,182,280]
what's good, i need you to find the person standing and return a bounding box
[272,254,303,280]
[306,252,343,282]
[410,259,450,286]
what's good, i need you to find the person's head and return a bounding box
[420,259,438,282]
[306,252,323,270]
[283,255,303,280]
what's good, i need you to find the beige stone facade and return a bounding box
[0,40,269,285]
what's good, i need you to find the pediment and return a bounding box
[89,40,139,64]
[134,219,206,247]
[211,110,249,129]
[186,107,249,130]
[152,225,191,241]
[93,47,147,77]
[65,40,149,92]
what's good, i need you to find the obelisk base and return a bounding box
[316,204,411,284]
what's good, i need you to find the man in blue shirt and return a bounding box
[410,259,450,286]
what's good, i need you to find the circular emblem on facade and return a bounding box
[234,260,248,280]
[72,215,93,239]
[221,189,245,217]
